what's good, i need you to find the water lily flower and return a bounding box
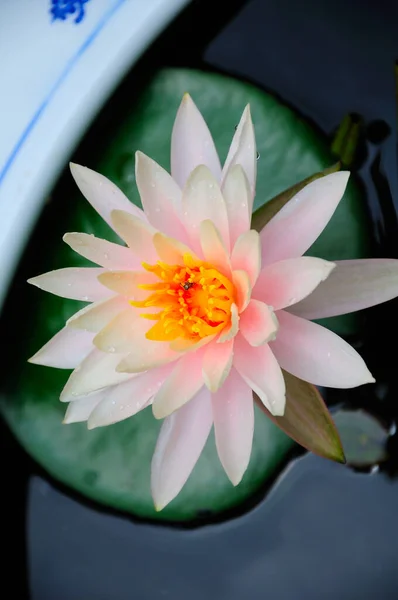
[28,94,398,510]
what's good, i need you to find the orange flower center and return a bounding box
[131,254,235,343]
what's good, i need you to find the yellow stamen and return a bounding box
[131,254,236,342]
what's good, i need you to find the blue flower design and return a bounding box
[50,0,91,24]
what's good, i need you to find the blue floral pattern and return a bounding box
[50,0,91,24]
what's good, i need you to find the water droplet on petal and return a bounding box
[104,253,109,260]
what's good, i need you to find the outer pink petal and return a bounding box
[231,230,261,287]
[60,349,132,401]
[221,164,251,247]
[212,368,254,485]
[200,220,231,276]
[28,327,94,368]
[290,259,398,320]
[63,233,139,270]
[67,296,129,332]
[171,93,221,188]
[28,268,112,301]
[234,334,286,416]
[63,390,106,424]
[218,303,240,343]
[221,105,257,201]
[152,349,205,419]
[151,386,213,510]
[182,165,230,254]
[97,270,156,300]
[88,363,174,429]
[70,163,146,227]
[111,210,158,263]
[260,171,350,266]
[202,339,234,392]
[135,152,188,241]
[271,310,375,388]
[239,300,278,346]
[253,257,335,310]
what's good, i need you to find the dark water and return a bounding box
[2,0,398,598]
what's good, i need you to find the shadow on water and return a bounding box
[2,0,398,598]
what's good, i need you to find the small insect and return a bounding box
[181,281,194,291]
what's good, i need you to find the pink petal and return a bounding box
[88,363,174,429]
[111,210,158,262]
[232,270,251,312]
[260,171,350,266]
[27,268,112,301]
[97,270,156,300]
[28,327,95,369]
[231,230,261,287]
[67,296,129,332]
[234,334,286,415]
[152,350,205,419]
[200,220,231,276]
[222,165,251,247]
[182,165,230,254]
[253,257,335,310]
[270,310,375,388]
[239,300,278,346]
[70,163,146,227]
[221,105,257,200]
[63,390,106,424]
[152,233,195,264]
[63,233,138,270]
[151,386,213,510]
[171,93,221,188]
[202,339,234,392]
[60,349,132,401]
[135,152,188,241]
[212,368,254,485]
[218,303,240,343]
[290,259,398,320]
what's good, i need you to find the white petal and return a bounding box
[88,364,174,429]
[182,165,230,253]
[234,334,286,416]
[202,339,234,392]
[151,387,213,510]
[67,296,129,332]
[231,230,261,287]
[222,164,251,247]
[271,310,375,388]
[260,172,350,266]
[290,259,398,319]
[60,349,132,401]
[63,390,106,424]
[135,152,187,241]
[70,163,145,227]
[63,233,138,270]
[28,268,112,301]
[221,105,257,201]
[152,350,205,419]
[212,368,254,485]
[111,210,158,263]
[200,220,231,276]
[171,93,221,188]
[28,327,95,368]
[253,257,335,310]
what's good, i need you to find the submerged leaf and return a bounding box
[333,409,389,467]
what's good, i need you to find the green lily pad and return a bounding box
[0,68,370,522]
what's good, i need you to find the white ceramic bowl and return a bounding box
[0,0,190,311]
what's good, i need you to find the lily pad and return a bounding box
[0,68,370,522]
[333,410,389,467]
